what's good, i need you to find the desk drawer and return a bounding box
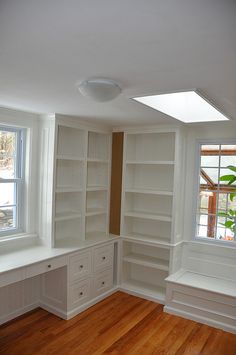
[25,256,67,278]
[69,278,91,309]
[93,268,113,297]
[69,251,92,283]
[93,244,113,272]
[0,269,25,288]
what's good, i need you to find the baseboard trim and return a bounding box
[119,286,165,305]
[39,302,68,320]
[66,286,119,319]
[164,305,236,334]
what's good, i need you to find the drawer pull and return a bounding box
[102,281,105,285]
[47,264,51,268]
[102,256,106,260]
[79,265,84,269]
[79,292,83,296]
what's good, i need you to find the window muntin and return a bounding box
[196,143,236,242]
[0,126,25,236]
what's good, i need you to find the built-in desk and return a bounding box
[0,235,119,325]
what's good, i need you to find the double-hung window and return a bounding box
[0,126,25,237]
[196,143,236,243]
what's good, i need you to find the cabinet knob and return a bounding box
[79,265,83,269]
[102,281,105,285]
[47,264,51,268]
[102,256,106,260]
[79,292,83,296]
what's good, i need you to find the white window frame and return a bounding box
[0,125,26,237]
[194,139,236,246]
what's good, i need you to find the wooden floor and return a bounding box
[0,292,236,355]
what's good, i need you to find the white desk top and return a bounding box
[0,234,119,274]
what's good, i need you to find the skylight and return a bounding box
[132,91,229,123]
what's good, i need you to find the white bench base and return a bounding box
[165,270,236,334]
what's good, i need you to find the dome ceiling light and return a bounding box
[77,78,121,102]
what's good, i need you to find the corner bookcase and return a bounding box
[53,121,111,247]
[120,128,184,303]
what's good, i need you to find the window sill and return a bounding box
[0,233,39,249]
[192,237,236,249]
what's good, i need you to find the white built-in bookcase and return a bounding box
[120,128,184,303]
[53,119,111,247]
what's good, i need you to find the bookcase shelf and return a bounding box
[124,211,172,222]
[87,158,108,163]
[86,186,108,192]
[56,155,84,161]
[121,262,168,303]
[121,129,179,302]
[86,208,107,217]
[55,187,83,193]
[53,122,111,247]
[126,160,175,165]
[55,211,82,222]
[123,254,169,271]
[123,241,170,270]
[124,188,173,196]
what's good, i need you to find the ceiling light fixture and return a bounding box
[77,78,121,102]
[132,90,229,123]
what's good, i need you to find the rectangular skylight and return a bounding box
[132,91,229,123]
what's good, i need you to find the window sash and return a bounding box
[0,126,25,237]
[196,142,236,243]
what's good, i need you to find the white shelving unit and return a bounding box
[53,125,86,246]
[53,122,111,247]
[121,128,183,303]
[85,131,111,241]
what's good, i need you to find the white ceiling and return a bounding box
[0,0,236,126]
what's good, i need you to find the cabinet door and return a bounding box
[93,244,114,272]
[68,278,92,309]
[69,251,92,283]
[93,268,113,297]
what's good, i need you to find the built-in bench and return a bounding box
[164,269,236,334]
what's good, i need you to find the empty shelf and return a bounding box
[123,253,169,271]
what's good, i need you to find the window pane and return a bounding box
[199,214,208,225]
[201,155,219,167]
[219,167,236,186]
[0,130,17,179]
[201,168,219,185]
[221,155,236,168]
[0,206,16,231]
[197,225,208,238]
[0,183,16,206]
[217,193,227,211]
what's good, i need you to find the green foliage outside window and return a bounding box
[218,166,236,236]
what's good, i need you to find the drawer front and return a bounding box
[0,269,25,288]
[93,268,113,297]
[69,278,91,309]
[69,251,92,283]
[93,244,114,272]
[25,256,67,278]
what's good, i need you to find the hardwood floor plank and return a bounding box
[0,292,236,355]
[103,304,163,354]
